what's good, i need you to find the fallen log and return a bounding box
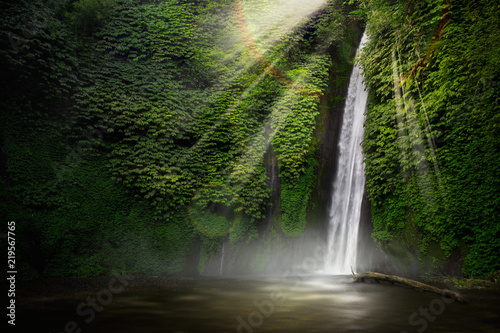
[352,271,467,303]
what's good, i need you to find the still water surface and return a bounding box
[18,275,500,332]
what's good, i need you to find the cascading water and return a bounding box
[325,32,369,274]
[220,243,225,276]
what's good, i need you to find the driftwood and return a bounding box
[351,271,467,303]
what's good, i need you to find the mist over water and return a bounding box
[325,32,369,274]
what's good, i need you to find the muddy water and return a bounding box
[17,275,500,332]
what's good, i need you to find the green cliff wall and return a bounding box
[358,0,499,278]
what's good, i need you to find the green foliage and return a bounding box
[229,217,259,244]
[194,208,229,274]
[359,0,500,277]
[189,205,231,238]
[0,0,360,277]
[4,0,497,279]
[0,0,79,119]
[69,0,116,35]
[371,230,393,246]
[271,55,332,237]
[280,154,318,237]
[462,227,500,279]
[94,0,196,62]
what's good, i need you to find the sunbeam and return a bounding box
[184,0,333,220]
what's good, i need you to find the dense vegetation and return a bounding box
[0,0,360,278]
[1,0,497,279]
[358,0,500,278]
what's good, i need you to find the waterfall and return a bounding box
[219,242,225,276]
[325,32,369,274]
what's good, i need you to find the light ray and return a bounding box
[186,0,332,235]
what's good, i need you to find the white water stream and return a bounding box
[220,242,225,276]
[325,32,369,274]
